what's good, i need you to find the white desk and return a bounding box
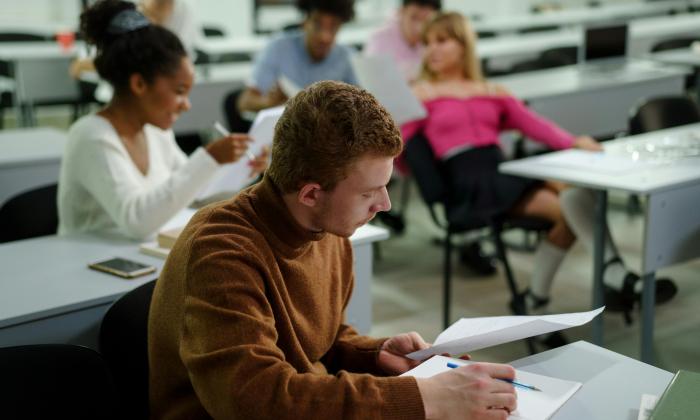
[510,340,673,420]
[500,123,700,363]
[0,41,82,126]
[474,1,700,35]
[0,224,388,349]
[630,12,700,56]
[493,60,689,138]
[648,46,700,68]
[0,127,67,205]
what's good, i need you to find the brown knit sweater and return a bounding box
[148,176,425,419]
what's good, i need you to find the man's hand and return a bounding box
[417,363,517,420]
[377,332,430,375]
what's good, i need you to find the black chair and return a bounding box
[0,184,58,243]
[508,46,578,75]
[651,37,699,53]
[0,344,118,420]
[403,135,552,335]
[223,88,253,133]
[99,279,158,419]
[202,25,225,38]
[629,96,700,135]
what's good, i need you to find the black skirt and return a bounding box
[442,145,539,226]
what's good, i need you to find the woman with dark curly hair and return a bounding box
[237,0,358,113]
[58,0,266,240]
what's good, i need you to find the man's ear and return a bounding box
[129,73,148,97]
[297,183,323,208]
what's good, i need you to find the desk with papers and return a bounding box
[500,123,700,363]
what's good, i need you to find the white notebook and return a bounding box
[402,355,581,420]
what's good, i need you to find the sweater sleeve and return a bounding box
[180,236,425,420]
[321,323,389,376]
[77,137,219,239]
[500,96,575,150]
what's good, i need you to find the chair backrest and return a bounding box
[0,32,49,42]
[651,37,698,53]
[541,46,578,66]
[99,279,157,419]
[403,134,447,206]
[0,344,118,420]
[0,183,58,243]
[202,25,225,38]
[629,96,700,135]
[223,88,253,133]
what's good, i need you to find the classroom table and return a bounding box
[0,41,82,126]
[0,224,388,349]
[0,127,67,205]
[473,0,700,35]
[510,340,673,419]
[493,59,689,138]
[500,123,700,363]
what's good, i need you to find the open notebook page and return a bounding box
[402,355,581,420]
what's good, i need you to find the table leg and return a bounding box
[641,272,656,364]
[592,190,607,345]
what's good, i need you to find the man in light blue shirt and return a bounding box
[238,0,357,113]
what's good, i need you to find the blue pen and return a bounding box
[446,362,542,392]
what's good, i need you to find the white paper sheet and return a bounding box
[407,307,604,360]
[196,106,284,200]
[534,150,650,174]
[350,55,427,125]
[402,355,581,420]
[278,74,302,98]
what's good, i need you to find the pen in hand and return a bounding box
[213,121,256,161]
[446,362,542,391]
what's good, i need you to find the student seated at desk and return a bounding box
[58,0,266,240]
[149,80,518,420]
[401,12,677,324]
[364,0,441,82]
[237,0,358,113]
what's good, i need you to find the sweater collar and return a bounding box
[250,175,326,255]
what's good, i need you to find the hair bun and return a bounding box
[79,0,136,50]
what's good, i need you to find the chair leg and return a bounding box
[443,232,453,329]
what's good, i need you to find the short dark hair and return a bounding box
[402,0,441,9]
[267,81,403,193]
[80,0,186,94]
[296,0,355,22]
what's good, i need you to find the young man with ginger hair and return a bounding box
[149,81,517,419]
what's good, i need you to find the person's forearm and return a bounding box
[237,89,271,113]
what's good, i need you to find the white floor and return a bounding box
[370,183,700,371]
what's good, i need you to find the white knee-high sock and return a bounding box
[560,187,627,290]
[530,240,567,299]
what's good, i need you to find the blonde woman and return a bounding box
[402,12,675,327]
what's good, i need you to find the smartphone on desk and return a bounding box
[88,257,156,279]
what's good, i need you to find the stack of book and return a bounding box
[139,227,184,259]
